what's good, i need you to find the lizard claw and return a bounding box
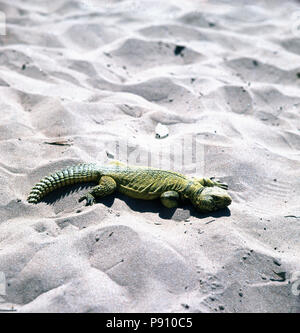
[216,182,228,190]
[79,193,95,206]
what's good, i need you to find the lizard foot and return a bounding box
[210,177,228,190]
[79,193,95,206]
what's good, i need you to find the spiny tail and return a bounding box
[27,163,100,204]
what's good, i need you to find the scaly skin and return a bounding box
[27,161,232,212]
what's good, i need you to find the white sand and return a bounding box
[0,0,300,313]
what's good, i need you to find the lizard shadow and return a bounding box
[112,192,176,219]
[42,184,231,220]
[110,192,231,220]
[42,182,96,205]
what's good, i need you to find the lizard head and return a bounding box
[191,186,232,212]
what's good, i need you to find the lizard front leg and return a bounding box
[194,177,228,190]
[160,191,180,208]
[79,176,116,206]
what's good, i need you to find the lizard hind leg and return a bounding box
[160,191,180,209]
[79,176,117,206]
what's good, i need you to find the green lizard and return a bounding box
[27,161,232,212]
